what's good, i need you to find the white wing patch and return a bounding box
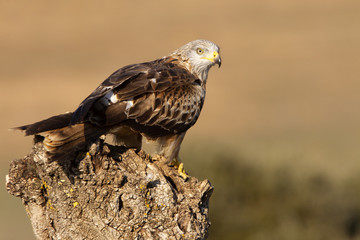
[150,78,157,83]
[102,91,118,105]
[125,98,134,111]
[110,93,118,103]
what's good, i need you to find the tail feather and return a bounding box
[13,112,109,160]
[14,112,74,136]
[42,123,109,160]
[43,125,85,146]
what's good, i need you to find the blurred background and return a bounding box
[1,0,360,239]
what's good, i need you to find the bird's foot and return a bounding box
[151,155,189,180]
[170,159,189,181]
[177,163,189,181]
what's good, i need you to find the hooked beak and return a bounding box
[202,51,221,68]
[216,54,222,68]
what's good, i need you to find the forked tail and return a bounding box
[13,112,108,159]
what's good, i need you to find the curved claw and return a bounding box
[177,163,189,180]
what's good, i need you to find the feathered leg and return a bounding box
[156,132,188,179]
[157,132,186,163]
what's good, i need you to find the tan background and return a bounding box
[1,1,360,239]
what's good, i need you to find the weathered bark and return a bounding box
[6,136,213,240]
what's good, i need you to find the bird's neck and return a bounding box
[166,55,209,84]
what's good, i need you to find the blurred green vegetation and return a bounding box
[184,147,360,240]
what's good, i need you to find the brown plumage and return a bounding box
[15,39,221,163]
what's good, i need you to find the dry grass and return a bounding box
[1,0,360,239]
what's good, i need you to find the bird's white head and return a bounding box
[172,39,221,82]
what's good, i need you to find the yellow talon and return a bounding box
[154,155,189,180]
[177,163,189,180]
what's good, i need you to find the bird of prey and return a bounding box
[15,39,221,178]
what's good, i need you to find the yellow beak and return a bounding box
[202,51,221,67]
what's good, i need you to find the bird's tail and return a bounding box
[13,112,109,160]
[14,112,74,136]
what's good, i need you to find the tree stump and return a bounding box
[6,136,213,240]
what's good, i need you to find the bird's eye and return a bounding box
[196,48,204,55]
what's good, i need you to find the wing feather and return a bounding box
[71,56,203,137]
[70,64,152,124]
